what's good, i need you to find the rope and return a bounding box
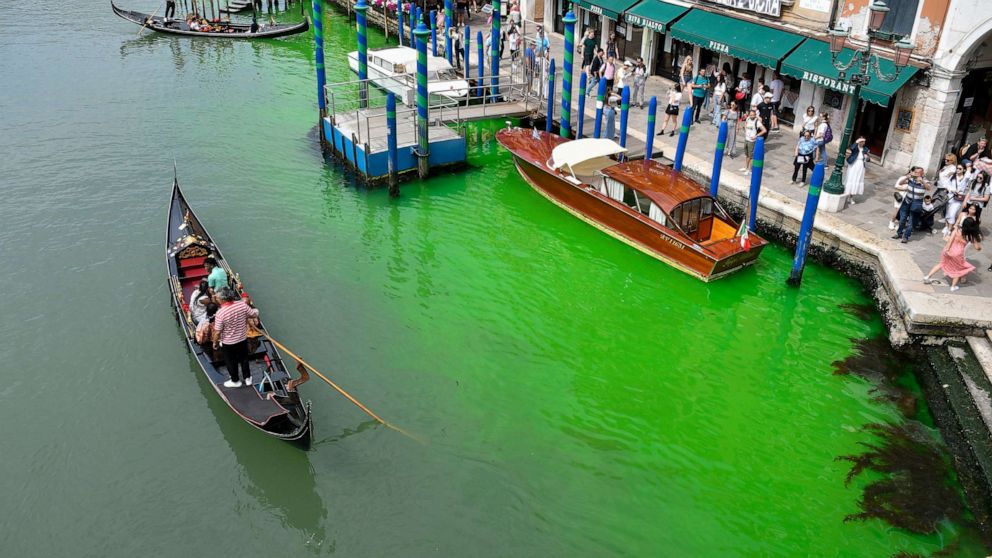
[264,335,423,444]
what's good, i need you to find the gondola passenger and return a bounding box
[196,302,220,359]
[189,279,210,325]
[213,287,259,388]
[204,256,228,296]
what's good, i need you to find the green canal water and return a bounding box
[1,3,987,556]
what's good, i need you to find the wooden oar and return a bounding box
[138,2,164,36]
[264,335,424,444]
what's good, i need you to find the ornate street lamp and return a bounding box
[822,0,915,197]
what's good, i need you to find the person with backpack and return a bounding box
[814,113,832,163]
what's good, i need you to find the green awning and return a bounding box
[780,39,919,106]
[573,0,640,21]
[624,0,690,33]
[669,9,804,69]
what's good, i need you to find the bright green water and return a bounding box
[0,3,984,556]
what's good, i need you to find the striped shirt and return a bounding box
[902,177,927,202]
[213,300,258,345]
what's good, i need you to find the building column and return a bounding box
[640,28,653,65]
[910,68,966,172]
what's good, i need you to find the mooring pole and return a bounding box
[748,136,765,232]
[355,0,369,109]
[644,96,657,160]
[593,76,606,139]
[673,108,692,171]
[560,10,576,139]
[787,161,825,286]
[409,6,417,46]
[618,85,630,152]
[490,0,500,98]
[387,92,399,196]
[414,22,431,179]
[443,0,453,64]
[398,2,404,46]
[463,25,471,79]
[312,0,327,146]
[430,9,437,56]
[710,121,728,197]
[576,71,587,139]
[545,58,556,133]
[477,30,484,101]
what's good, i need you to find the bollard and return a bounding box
[560,10,576,139]
[490,0,500,98]
[545,58,556,133]
[710,121,728,197]
[414,23,431,179]
[397,2,404,47]
[577,72,587,139]
[644,96,657,160]
[444,0,453,64]
[430,10,437,56]
[748,136,765,232]
[618,86,630,152]
[387,92,399,196]
[673,108,692,171]
[355,0,369,109]
[787,162,826,286]
[477,30,484,101]
[312,0,326,145]
[593,77,606,139]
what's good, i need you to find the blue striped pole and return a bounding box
[710,121,728,197]
[464,25,471,78]
[398,3,404,47]
[787,162,826,285]
[644,96,657,159]
[490,0,500,98]
[312,0,326,143]
[444,0,453,64]
[673,108,692,171]
[748,137,765,232]
[477,30,484,100]
[386,92,399,195]
[577,72,587,139]
[414,22,431,178]
[593,76,606,138]
[560,11,576,139]
[618,85,630,150]
[545,58,556,133]
[409,6,416,46]
[355,0,369,109]
[430,10,437,56]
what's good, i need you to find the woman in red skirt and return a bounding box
[923,216,984,291]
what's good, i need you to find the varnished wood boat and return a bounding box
[496,127,767,281]
[112,1,309,39]
[167,175,312,447]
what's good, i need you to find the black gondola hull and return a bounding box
[113,1,309,39]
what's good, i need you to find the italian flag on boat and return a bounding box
[737,219,751,250]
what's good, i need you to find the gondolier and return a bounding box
[214,287,259,388]
[165,0,176,19]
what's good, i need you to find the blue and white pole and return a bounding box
[386,92,399,195]
[355,0,369,109]
[576,71,587,139]
[490,0,500,98]
[545,58,556,133]
[787,162,826,286]
[443,0,453,64]
[560,10,576,139]
[748,137,765,232]
[644,96,657,160]
[593,76,606,139]
[618,85,630,151]
[673,107,692,171]
[312,0,327,144]
[710,121,728,197]
[414,22,431,178]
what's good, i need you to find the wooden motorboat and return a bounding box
[347,46,470,106]
[496,127,767,281]
[167,175,312,447]
[112,1,309,39]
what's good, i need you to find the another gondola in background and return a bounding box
[112,1,309,39]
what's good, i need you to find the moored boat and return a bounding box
[496,127,766,281]
[167,175,312,447]
[347,46,470,106]
[112,1,309,39]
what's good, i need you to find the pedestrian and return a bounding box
[711,74,727,125]
[702,63,716,110]
[616,61,630,92]
[204,256,228,298]
[509,0,520,26]
[735,72,751,113]
[966,170,990,208]
[679,55,693,89]
[942,164,970,234]
[631,57,647,108]
[213,287,260,388]
[658,84,681,137]
[844,136,869,203]
[604,98,617,140]
[189,280,211,325]
[725,104,740,158]
[800,106,817,134]
[579,28,597,70]
[534,24,550,60]
[507,25,520,63]
[757,92,775,133]
[524,43,536,93]
[740,109,767,176]
[587,49,603,97]
[923,216,983,291]
[722,62,735,92]
[959,137,990,163]
[605,33,619,60]
[451,25,462,68]
[603,55,617,92]
[937,153,958,193]
[769,72,784,131]
[792,130,816,184]
[165,0,176,19]
[456,0,467,25]
[892,166,930,243]
[750,81,766,110]
[814,113,832,163]
[690,68,708,124]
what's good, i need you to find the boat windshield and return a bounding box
[670,198,714,240]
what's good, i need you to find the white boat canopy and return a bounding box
[551,139,627,176]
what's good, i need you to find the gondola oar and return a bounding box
[137,2,164,36]
[264,335,424,444]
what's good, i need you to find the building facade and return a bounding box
[522,0,992,174]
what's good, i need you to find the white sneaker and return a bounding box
[244,377,253,386]
[223,380,242,388]
[849,199,857,205]
[941,226,949,235]
[888,220,897,230]
[744,171,751,176]
[738,167,748,172]
[950,285,960,292]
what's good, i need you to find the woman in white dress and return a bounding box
[844,136,869,202]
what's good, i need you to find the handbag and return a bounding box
[795,155,809,164]
[734,90,746,101]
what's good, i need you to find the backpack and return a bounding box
[823,124,833,144]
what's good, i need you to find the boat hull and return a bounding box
[112,1,309,39]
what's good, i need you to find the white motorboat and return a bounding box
[347,46,470,107]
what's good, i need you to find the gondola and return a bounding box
[167,174,312,447]
[112,1,309,39]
